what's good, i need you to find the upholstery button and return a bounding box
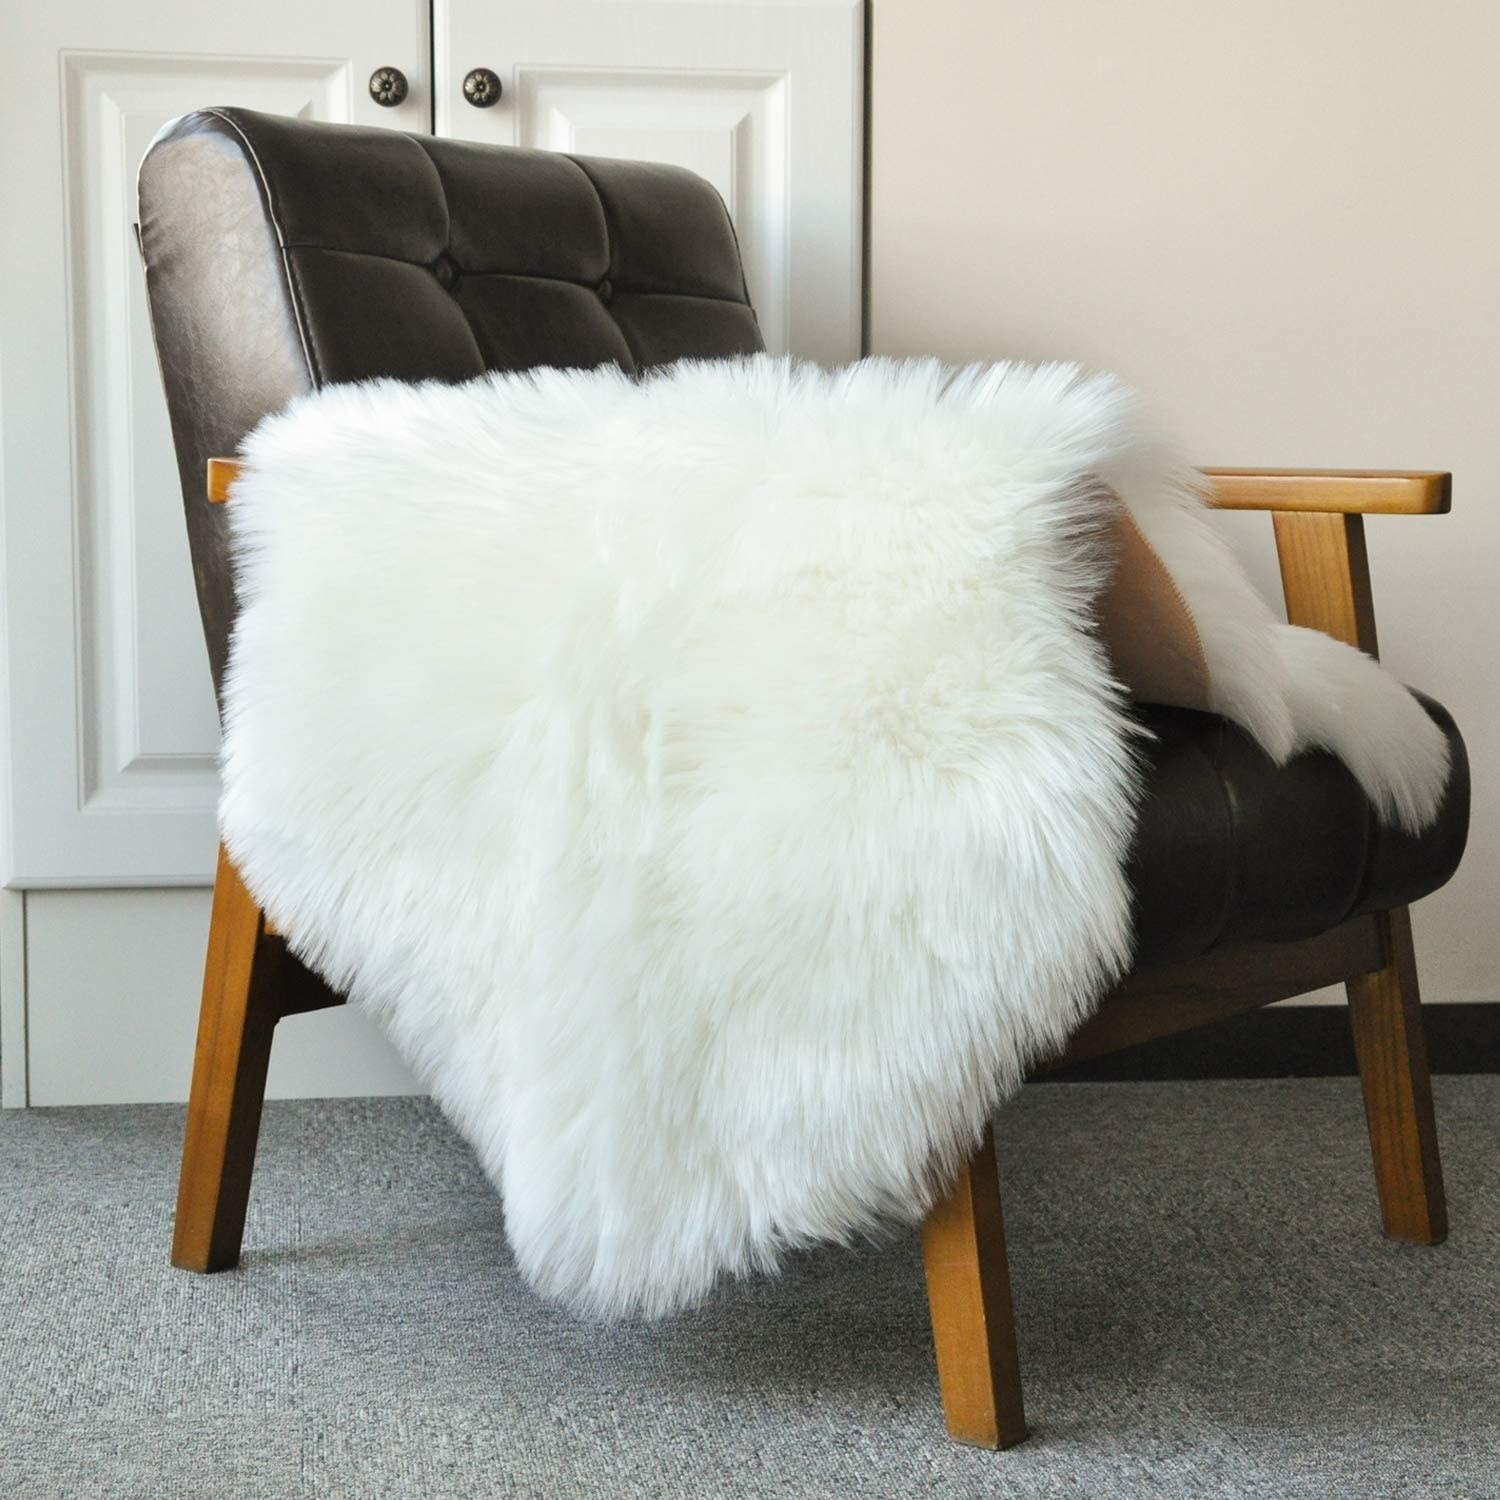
[432,253,461,292]
[596,278,613,304]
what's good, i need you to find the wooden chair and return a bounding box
[142,110,1468,1449]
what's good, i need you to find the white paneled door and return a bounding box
[0,1,432,1104]
[0,1,431,889]
[435,0,864,366]
[0,0,863,1105]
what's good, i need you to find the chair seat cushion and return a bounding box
[1127,692,1468,966]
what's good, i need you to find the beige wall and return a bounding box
[870,1,1497,1002]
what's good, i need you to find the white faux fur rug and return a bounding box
[220,356,1447,1317]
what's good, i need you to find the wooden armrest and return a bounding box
[1201,468,1451,515]
[207,457,242,502]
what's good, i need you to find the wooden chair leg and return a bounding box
[1346,905,1447,1244]
[171,845,283,1273]
[920,1123,1028,1449]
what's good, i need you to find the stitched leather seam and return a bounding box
[405,134,454,252]
[608,287,758,308]
[710,175,755,311]
[276,247,591,278]
[274,245,749,309]
[564,153,642,369]
[200,108,322,387]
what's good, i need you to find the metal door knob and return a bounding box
[463,68,503,107]
[368,67,409,108]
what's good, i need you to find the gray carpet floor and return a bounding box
[2,1078,1497,1499]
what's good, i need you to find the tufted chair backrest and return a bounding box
[138,107,763,697]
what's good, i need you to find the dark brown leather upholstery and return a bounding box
[1128,694,1468,965]
[138,108,1468,967]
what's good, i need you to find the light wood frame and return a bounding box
[182,460,1451,1449]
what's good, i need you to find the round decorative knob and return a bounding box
[368,67,409,108]
[462,67,503,108]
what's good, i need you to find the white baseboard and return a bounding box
[1,889,27,1106]
[20,886,420,1107]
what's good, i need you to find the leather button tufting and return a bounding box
[596,278,613,304]
[432,253,461,292]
